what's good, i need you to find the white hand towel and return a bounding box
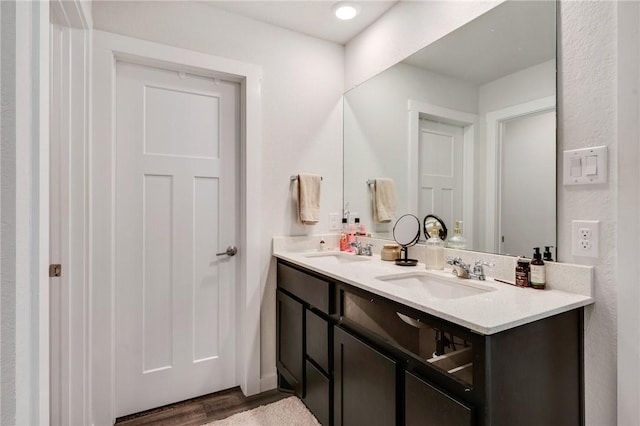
[373,178,396,223]
[297,174,321,225]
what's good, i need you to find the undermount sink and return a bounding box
[304,251,371,264]
[375,272,495,300]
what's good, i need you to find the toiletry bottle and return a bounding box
[357,218,366,236]
[515,257,530,287]
[425,231,445,270]
[530,247,546,289]
[543,246,554,262]
[339,218,348,251]
[447,220,467,249]
[347,220,356,245]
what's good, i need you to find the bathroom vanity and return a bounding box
[274,246,593,426]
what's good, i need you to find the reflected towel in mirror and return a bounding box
[297,173,321,225]
[373,178,396,223]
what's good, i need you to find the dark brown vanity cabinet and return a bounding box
[277,262,333,424]
[276,259,584,426]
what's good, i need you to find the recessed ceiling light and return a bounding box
[333,2,360,20]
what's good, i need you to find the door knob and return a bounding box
[216,246,238,257]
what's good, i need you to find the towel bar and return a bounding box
[290,175,323,181]
[366,179,375,185]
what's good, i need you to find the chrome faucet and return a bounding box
[349,242,373,256]
[447,257,493,280]
[447,257,471,278]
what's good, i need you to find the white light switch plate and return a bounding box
[329,213,340,231]
[563,146,607,185]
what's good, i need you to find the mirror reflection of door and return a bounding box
[419,118,464,239]
[499,110,556,256]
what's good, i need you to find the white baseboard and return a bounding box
[260,373,278,392]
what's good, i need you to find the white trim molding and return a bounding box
[49,24,92,426]
[90,31,262,425]
[48,2,92,424]
[485,96,556,253]
[51,0,93,30]
[408,100,477,248]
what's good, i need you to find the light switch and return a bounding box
[570,158,582,177]
[585,155,598,175]
[563,146,607,185]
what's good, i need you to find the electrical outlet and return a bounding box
[579,239,591,250]
[329,213,340,231]
[572,220,599,258]
[579,228,591,239]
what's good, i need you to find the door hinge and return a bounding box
[49,264,62,278]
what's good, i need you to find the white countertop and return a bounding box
[273,249,594,335]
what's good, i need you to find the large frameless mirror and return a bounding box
[343,0,556,257]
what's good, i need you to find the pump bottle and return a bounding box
[425,231,445,270]
[530,247,546,289]
[447,220,467,249]
[339,218,349,251]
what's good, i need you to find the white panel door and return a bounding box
[115,61,239,417]
[419,119,464,233]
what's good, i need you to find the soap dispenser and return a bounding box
[339,218,349,251]
[543,246,554,262]
[530,247,546,290]
[447,220,467,249]
[425,226,445,270]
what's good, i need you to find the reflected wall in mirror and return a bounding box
[344,0,556,256]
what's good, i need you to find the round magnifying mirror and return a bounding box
[393,214,420,266]
[423,214,448,241]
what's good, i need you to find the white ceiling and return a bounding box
[402,1,556,85]
[203,1,398,45]
[202,1,555,85]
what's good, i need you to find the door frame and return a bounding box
[408,100,477,247]
[485,96,556,253]
[49,2,93,424]
[91,31,262,425]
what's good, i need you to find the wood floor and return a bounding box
[115,387,291,426]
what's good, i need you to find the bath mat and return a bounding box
[204,396,320,426]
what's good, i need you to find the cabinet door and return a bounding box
[276,289,304,396]
[405,371,473,426]
[334,326,397,426]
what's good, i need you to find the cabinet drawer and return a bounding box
[306,309,330,373]
[278,262,330,314]
[405,371,473,426]
[304,360,330,426]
